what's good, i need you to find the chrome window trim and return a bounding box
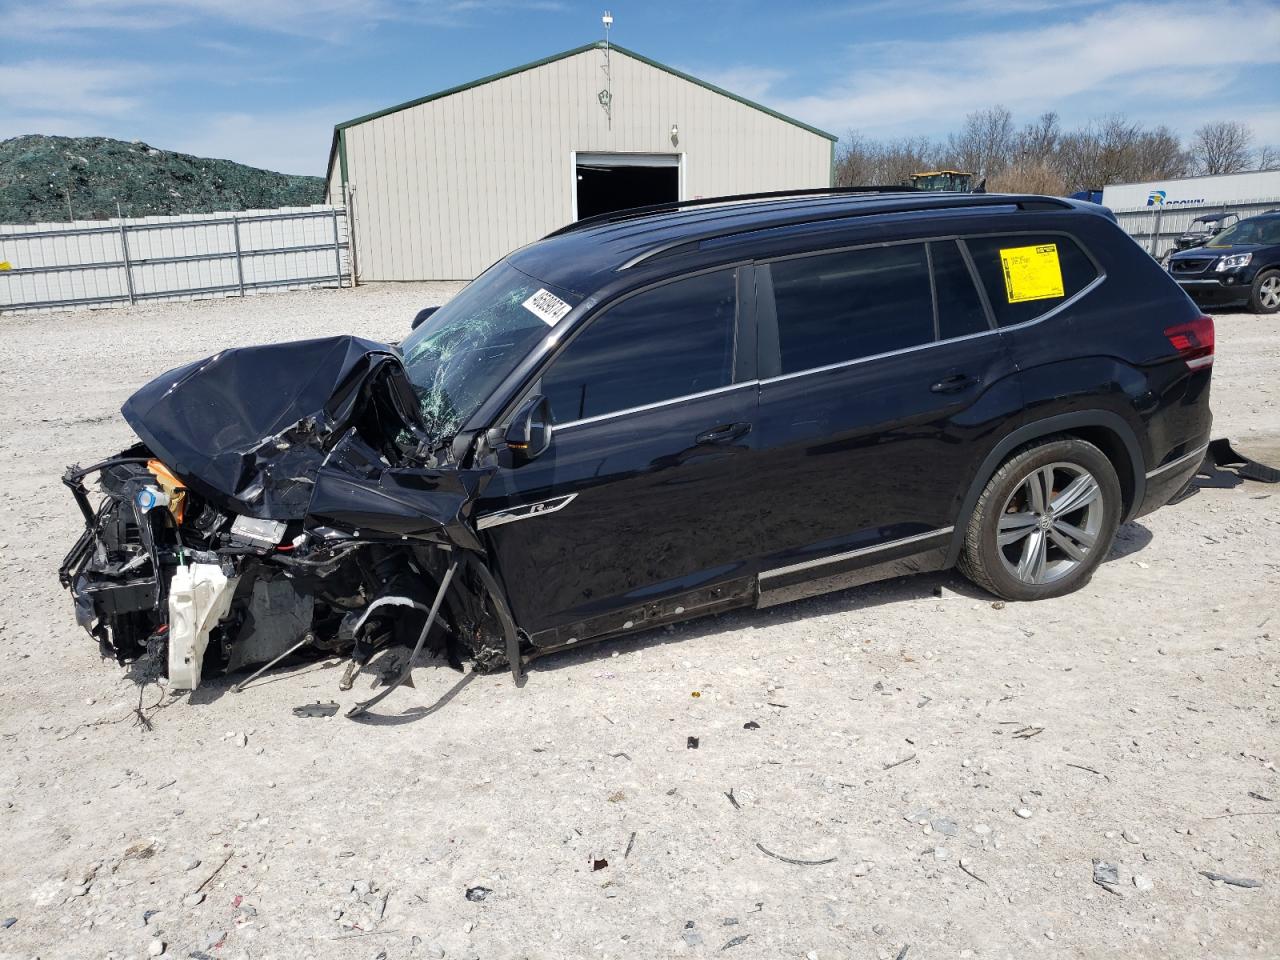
[756,229,1105,385]
[1145,442,1209,479]
[759,271,1106,387]
[760,526,955,581]
[556,380,759,431]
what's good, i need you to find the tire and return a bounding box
[1247,270,1280,314]
[957,437,1122,602]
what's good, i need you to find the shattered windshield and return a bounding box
[400,262,581,443]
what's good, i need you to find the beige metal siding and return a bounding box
[343,48,831,280]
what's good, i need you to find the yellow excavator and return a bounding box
[905,170,984,192]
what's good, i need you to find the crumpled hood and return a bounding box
[122,335,435,520]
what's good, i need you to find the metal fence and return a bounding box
[1111,197,1280,258]
[0,205,350,314]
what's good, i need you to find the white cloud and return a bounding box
[772,1,1280,139]
[695,66,788,102]
[166,105,370,175]
[0,60,151,122]
[1,0,563,41]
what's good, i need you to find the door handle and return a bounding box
[930,373,979,394]
[696,421,751,445]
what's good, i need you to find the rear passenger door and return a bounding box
[753,238,1020,591]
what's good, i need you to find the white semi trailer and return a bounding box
[1102,170,1280,210]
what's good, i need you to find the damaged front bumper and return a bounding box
[60,335,525,703]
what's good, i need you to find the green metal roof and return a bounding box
[325,41,836,188]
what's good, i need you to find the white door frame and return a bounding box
[569,150,685,222]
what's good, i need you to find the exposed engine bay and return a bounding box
[59,335,523,712]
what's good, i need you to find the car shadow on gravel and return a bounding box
[117,521,1158,712]
[531,521,1157,675]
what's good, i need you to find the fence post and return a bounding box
[232,217,246,296]
[119,220,136,305]
[331,209,343,288]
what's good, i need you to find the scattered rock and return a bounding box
[465,886,492,902]
[182,856,201,872]
[972,824,991,835]
[1014,807,1032,819]
[70,885,89,898]
[932,817,959,836]
[851,861,873,877]
[352,879,372,897]
[183,892,206,908]
[147,939,165,957]
[1133,875,1154,892]
[1122,830,1140,844]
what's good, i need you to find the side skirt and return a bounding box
[757,533,952,609]
[529,576,756,651]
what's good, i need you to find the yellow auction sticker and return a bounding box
[0,261,11,271]
[998,244,1064,303]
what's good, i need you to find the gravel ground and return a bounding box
[0,285,1277,960]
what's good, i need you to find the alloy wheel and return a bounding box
[996,462,1104,585]
[1260,275,1280,310]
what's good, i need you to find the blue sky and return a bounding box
[3,0,1278,175]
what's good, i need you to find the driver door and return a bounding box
[472,267,761,646]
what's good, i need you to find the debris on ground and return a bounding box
[755,842,838,866]
[721,934,750,950]
[293,702,340,718]
[1199,871,1262,889]
[687,736,699,749]
[465,886,491,902]
[1093,859,1122,895]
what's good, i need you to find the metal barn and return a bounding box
[325,42,836,281]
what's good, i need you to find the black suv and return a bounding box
[62,190,1214,697]
[1167,211,1280,313]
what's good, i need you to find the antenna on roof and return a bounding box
[598,11,613,130]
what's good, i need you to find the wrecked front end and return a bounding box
[59,335,520,704]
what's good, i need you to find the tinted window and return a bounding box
[540,269,736,423]
[770,244,934,374]
[964,234,1098,327]
[930,240,991,340]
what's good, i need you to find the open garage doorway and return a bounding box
[575,152,680,220]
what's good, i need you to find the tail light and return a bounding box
[1164,315,1214,370]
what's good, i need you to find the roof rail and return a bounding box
[544,186,920,239]
[614,194,1079,269]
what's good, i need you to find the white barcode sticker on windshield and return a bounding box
[522,288,573,326]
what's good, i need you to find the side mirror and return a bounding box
[411,306,439,331]
[489,395,552,467]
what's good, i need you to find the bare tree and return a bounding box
[1014,112,1060,167]
[1190,121,1254,175]
[835,132,939,187]
[945,105,1015,178]
[1256,144,1280,171]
